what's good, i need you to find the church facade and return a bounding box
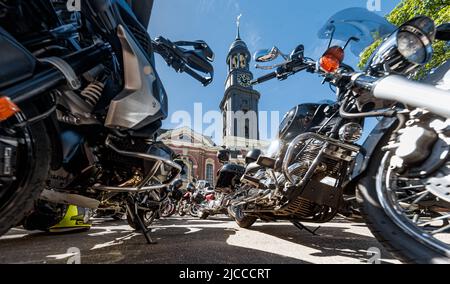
[159,127,222,184]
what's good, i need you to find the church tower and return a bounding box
[220,16,261,149]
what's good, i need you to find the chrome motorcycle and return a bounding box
[0,0,214,243]
[231,15,450,263]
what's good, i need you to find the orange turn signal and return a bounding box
[0,96,20,122]
[319,46,345,73]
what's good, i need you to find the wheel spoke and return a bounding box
[431,223,450,235]
[417,213,450,227]
[397,190,428,203]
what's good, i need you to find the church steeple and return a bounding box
[226,15,251,73]
[236,14,241,40]
[220,15,261,147]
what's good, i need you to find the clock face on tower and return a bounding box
[237,73,252,87]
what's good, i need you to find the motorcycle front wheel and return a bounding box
[231,205,256,229]
[0,105,51,236]
[160,199,176,218]
[189,204,200,217]
[358,134,450,264]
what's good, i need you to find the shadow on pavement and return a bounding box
[0,218,311,264]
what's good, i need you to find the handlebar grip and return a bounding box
[252,72,277,85]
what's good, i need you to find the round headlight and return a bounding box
[397,31,427,64]
[339,123,363,143]
[396,16,435,65]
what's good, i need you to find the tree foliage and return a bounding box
[358,0,450,73]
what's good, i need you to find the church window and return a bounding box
[231,55,238,69]
[240,54,246,68]
[245,119,250,139]
[205,163,214,184]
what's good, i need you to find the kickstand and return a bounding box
[128,198,157,245]
[291,221,321,236]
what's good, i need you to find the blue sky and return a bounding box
[149,0,401,144]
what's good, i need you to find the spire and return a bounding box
[236,14,242,40]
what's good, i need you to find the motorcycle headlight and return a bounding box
[339,123,363,143]
[367,16,435,75]
[397,28,432,65]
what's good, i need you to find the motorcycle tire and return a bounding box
[357,129,450,264]
[161,200,176,218]
[0,105,51,237]
[189,205,199,217]
[227,206,236,220]
[233,205,256,229]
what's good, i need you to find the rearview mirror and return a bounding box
[290,44,304,60]
[254,47,282,62]
[436,23,450,41]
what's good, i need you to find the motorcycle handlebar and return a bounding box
[251,72,278,85]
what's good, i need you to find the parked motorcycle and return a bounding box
[197,149,246,219]
[177,182,199,217]
[230,14,450,263]
[0,0,214,243]
[160,179,183,218]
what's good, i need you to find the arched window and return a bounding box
[231,55,238,69]
[239,54,246,68]
[205,163,214,184]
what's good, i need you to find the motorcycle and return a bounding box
[197,149,246,220]
[177,182,199,217]
[0,0,214,243]
[230,13,450,263]
[160,179,183,218]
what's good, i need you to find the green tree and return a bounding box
[358,0,450,73]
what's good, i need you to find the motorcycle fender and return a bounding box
[351,117,397,180]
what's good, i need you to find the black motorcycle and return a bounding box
[160,179,184,218]
[0,0,214,243]
[197,149,246,220]
[231,12,450,263]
